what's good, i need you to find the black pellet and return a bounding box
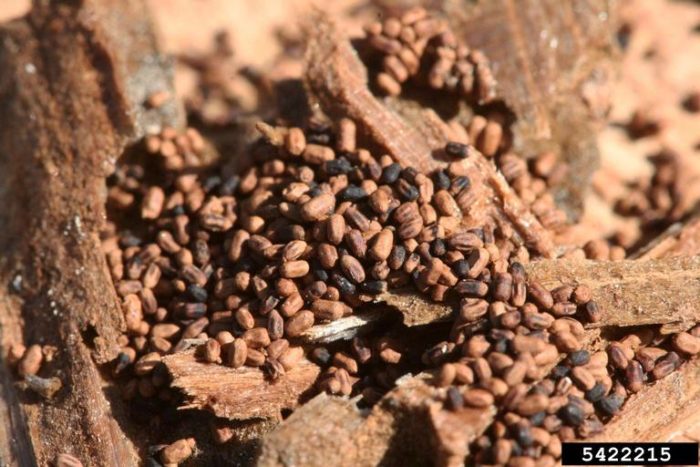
[529,411,546,426]
[311,347,332,366]
[332,272,357,295]
[514,424,533,447]
[312,262,329,281]
[396,179,419,201]
[360,280,388,294]
[453,259,470,278]
[306,132,331,145]
[380,163,402,184]
[431,238,447,257]
[445,141,470,158]
[120,232,143,248]
[186,284,208,303]
[202,175,221,192]
[308,186,324,197]
[325,158,353,175]
[551,365,570,379]
[560,403,585,426]
[218,175,240,196]
[339,185,368,202]
[568,350,591,366]
[585,383,607,402]
[597,394,624,416]
[433,170,451,190]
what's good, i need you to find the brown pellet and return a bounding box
[517,394,549,416]
[672,332,700,355]
[285,127,306,156]
[18,344,43,377]
[300,193,336,221]
[311,300,349,321]
[340,254,366,283]
[285,310,315,337]
[527,281,553,309]
[160,438,195,465]
[280,260,310,279]
[463,388,494,407]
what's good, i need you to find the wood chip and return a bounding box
[163,351,320,420]
[528,255,700,329]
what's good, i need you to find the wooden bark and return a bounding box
[0,1,181,465]
[164,352,321,420]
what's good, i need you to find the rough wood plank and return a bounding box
[0,1,181,465]
[528,256,700,329]
[164,352,320,420]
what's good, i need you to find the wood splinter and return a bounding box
[163,351,320,420]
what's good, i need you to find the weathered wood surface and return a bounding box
[164,352,320,420]
[0,0,180,465]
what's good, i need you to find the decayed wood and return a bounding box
[590,359,700,442]
[632,212,700,260]
[301,255,700,345]
[164,352,320,420]
[304,12,555,258]
[447,0,617,217]
[380,289,454,327]
[258,374,488,467]
[528,255,700,328]
[0,1,180,465]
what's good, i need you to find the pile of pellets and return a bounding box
[99,9,700,467]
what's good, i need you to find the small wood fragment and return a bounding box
[300,307,389,343]
[632,212,700,260]
[163,351,320,420]
[528,255,700,328]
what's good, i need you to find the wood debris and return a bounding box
[590,359,700,442]
[304,12,555,258]
[164,352,320,420]
[0,0,180,465]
